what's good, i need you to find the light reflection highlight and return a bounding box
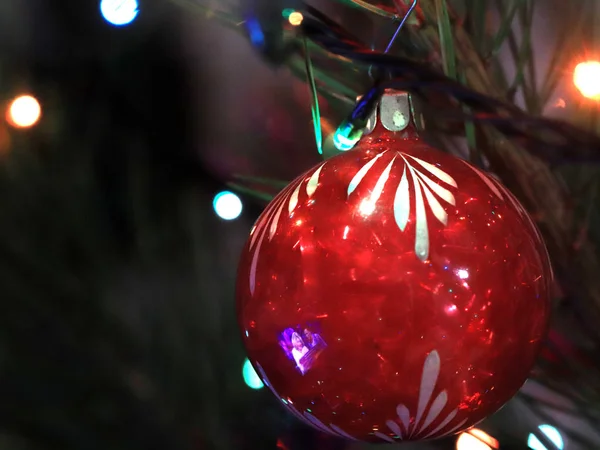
[359,199,376,216]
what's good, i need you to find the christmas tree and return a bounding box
[0,0,599,449]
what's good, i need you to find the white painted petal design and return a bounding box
[462,161,533,224]
[258,348,465,445]
[348,153,385,196]
[421,408,459,439]
[414,350,441,431]
[303,412,357,440]
[462,160,503,200]
[249,209,274,294]
[346,152,457,261]
[249,210,269,250]
[269,200,286,240]
[377,350,466,443]
[396,404,411,430]
[284,401,315,428]
[330,424,357,440]
[306,165,323,197]
[253,366,356,440]
[247,163,327,293]
[252,150,459,267]
[394,167,410,231]
[406,161,430,261]
[415,168,456,206]
[304,412,333,434]
[369,157,396,205]
[386,419,404,439]
[374,431,395,443]
[288,183,301,214]
[409,154,457,187]
[248,240,261,295]
[492,177,525,215]
[420,391,447,432]
[440,418,469,437]
[248,187,293,294]
[419,178,448,226]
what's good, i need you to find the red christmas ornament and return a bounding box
[236,91,552,443]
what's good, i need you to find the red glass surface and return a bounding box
[236,129,552,443]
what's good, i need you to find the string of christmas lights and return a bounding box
[244,2,600,165]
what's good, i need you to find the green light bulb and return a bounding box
[333,120,363,151]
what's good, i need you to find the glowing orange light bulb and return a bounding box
[456,429,499,450]
[7,95,42,128]
[574,61,600,100]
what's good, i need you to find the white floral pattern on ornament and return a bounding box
[463,161,545,244]
[247,162,327,294]
[463,161,504,200]
[248,152,459,268]
[247,154,534,287]
[347,151,457,261]
[374,350,468,443]
[254,363,357,440]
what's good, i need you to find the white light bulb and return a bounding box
[7,95,42,128]
[213,191,243,221]
[100,0,139,26]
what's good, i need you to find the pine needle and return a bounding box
[303,38,324,155]
[435,0,457,79]
[231,175,290,189]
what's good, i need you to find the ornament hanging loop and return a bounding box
[368,0,418,80]
[384,0,418,54]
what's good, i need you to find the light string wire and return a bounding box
[304,0,418,153]
[283,2,600,164]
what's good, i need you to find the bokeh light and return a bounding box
[456,429,499,450]
[242,358,264,390]
[100,0,139,26]
[213,191,243,221]
[527,424,564,450]
[457,433,491,450]
[288,12,304,26]
[573,61,600,100]
[7,95,42,129]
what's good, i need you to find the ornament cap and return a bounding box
[362,89,423,139]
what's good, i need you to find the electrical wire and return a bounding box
[292,7,600,164]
